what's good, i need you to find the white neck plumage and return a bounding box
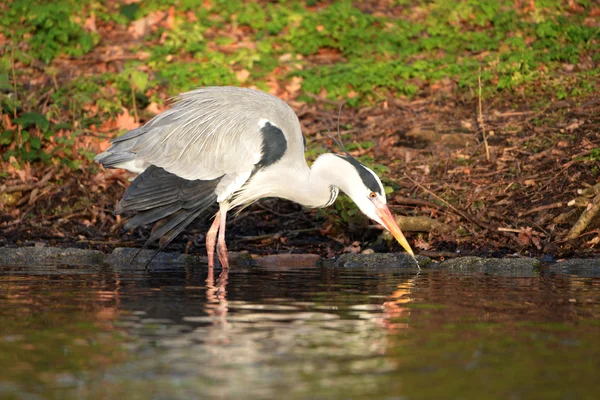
[231,153,356,210]
[278,153,362,208]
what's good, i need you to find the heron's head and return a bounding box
[327,154,415,257]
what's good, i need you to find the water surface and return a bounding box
[1,263,598,399]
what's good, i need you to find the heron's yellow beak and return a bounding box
[373,200,415,257]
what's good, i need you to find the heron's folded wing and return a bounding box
[117,87,302,180]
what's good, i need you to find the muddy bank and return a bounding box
[0,246,598,277]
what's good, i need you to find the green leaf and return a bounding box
[30,137,42,150]
[120,4,140,21]
[0,130,13,146]
[0,73,11,91]
[15,112,50,132]
[130,70,149,91]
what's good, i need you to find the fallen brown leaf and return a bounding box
[517,227,542,249]
[165,6,175,30]
[83,13,97,33]
[236,69,251,83]
[145,102,166,115]
[414,236,431,251]
[128,11,166,39]
[586,235,600,247]
[284,76,303,99]
[343,241,361,254]
[115,108,140,131]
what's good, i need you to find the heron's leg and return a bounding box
[206,210,221,268]
[216,206,229,269]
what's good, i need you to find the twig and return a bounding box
[131,82,139,123]
[391,197,445,209]
[496,110,536,117]
[2,182,41,194]
[477,66,490,162]
[10,47,17,121]
[497,227,522,233]
[419,250,460,259]
[254,202,314,223]
[518,201,564,217]
[10,47,22,148]
[305,109,352,120]
[54,211,92,223]
[237,228,320,242]
[404,174,493,231]
[554,229,599,243]
[304,92,342,106]
[0,167,55,194]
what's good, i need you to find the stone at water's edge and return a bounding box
[0,246,309,269]
[0,247,598,276]
[434,256,542,276]
[106,247,225,267]
[546,259,600,277]
[333,253,429,269]
[253,253,322,268]
[0,247,106,266]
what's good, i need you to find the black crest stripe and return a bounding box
[334,155,382,195]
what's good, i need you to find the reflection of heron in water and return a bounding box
[204,269,230,334]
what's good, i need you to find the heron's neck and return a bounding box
[281,153,354,208]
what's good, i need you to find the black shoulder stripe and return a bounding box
[334,154,382,195]
[257,122,287,168]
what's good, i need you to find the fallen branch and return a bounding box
[395,215,451,233]
[566,193,600,240]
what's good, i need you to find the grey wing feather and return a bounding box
[117,165,221,250]
[96,87,303,180]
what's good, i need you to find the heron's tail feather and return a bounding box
[115,166,221,264]
[94,126,157,172]
[94,151,134,167]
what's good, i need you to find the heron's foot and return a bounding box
[217,241,229,269]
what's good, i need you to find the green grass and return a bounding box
[0,0,598,166]
[1,0,98,64]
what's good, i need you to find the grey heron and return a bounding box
[95,86,415,268]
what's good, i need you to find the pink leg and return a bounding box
[206,210,221,268]
[216,208,229,269]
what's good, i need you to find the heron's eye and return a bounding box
[368,192,377,199]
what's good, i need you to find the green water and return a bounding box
[0,264,598,399]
